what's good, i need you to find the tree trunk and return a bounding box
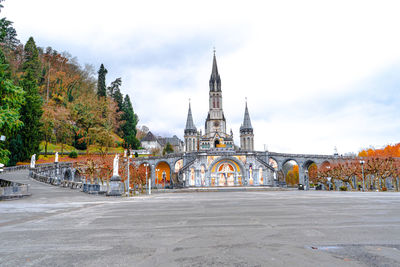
[45,137,48,156]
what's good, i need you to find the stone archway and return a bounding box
[281,159,300,187]
[138,163,151,185]
[155,161,171,187]
[63,168,73,181]
[209,158,245,187]
[304,160,317,186]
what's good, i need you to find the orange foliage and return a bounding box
[358,143,400,157]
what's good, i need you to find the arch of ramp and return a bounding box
[269,157,279,170]
[155,161,171,185]
[173,158,184,173]
[138,163,152,180]
[281,159,300,186]
[303,159,316,169]
[320,160,331,168]
[63,168,73,181]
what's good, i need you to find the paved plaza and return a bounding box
[1,171,400,266]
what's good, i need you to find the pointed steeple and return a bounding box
[240,99,253,132]
[185,100,197,135]
[209,49,221,92]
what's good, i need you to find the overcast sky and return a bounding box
[3,0,400,155]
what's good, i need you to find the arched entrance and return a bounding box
[209,159,244,186]
[304,160,317,187]
[155,161,171,187]
[137,163,151,186]
[282,159,299,187]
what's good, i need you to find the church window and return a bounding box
[213,98,215,108]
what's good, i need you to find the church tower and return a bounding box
[184,101,198,152]
[240,100,254,151]
[205,51,226,136]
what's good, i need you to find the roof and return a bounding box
[141,131,158,142]
[185,102,197,133]
[158,135,183,146]
[240,101,253,131]
[209,51,221,92]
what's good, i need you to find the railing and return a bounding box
[0,178,31,199]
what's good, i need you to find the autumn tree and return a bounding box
[285,164,299,186]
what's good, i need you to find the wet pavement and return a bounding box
[0,170,400,266]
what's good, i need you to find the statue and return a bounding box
[30,154,36,168]
[124,149,127,157]
[113,154,119,176]
[55,152,59,163]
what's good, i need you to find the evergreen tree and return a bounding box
[0,49,24,164]
[9,37,42,164]
[108,77,122,100]
[121,95,140,149]
[0,0,20,50]
[163,142,174,155]
[97,64,107,97]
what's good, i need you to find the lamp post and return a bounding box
[360,160,365,192]
[304,169,309,191]
[162,171,166,189]
[326,166,331,190]
[156,168,160,187]
[126,155,132,196]
[0,135,4,172]
[144,163,149,195]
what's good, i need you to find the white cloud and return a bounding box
[3,0,400,154]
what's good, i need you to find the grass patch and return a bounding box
[40,142,124,154]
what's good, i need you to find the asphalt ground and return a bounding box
[0,170,400,266]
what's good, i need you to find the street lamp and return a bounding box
[156,168,160,187]
[144,163,149,195]
[326,165,331,190]
[360,160,365,192]
[304,169,309,191]
[126,155,132,196]
[162,171,166,189]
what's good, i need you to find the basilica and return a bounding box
[177,52,276,187]
[133,53,337,188]
[184,52,254,153]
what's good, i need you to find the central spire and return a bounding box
[240,99,253,131]
[209,50,221,92]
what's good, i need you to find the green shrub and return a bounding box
[339,185,348,191]
[69,151,78,158]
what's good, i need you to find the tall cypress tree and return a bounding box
[9,37,42,164]
[97,64,107,98]
[121,95,140,149]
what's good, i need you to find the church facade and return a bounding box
[179,52,275,187]
[132,52,343,189]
